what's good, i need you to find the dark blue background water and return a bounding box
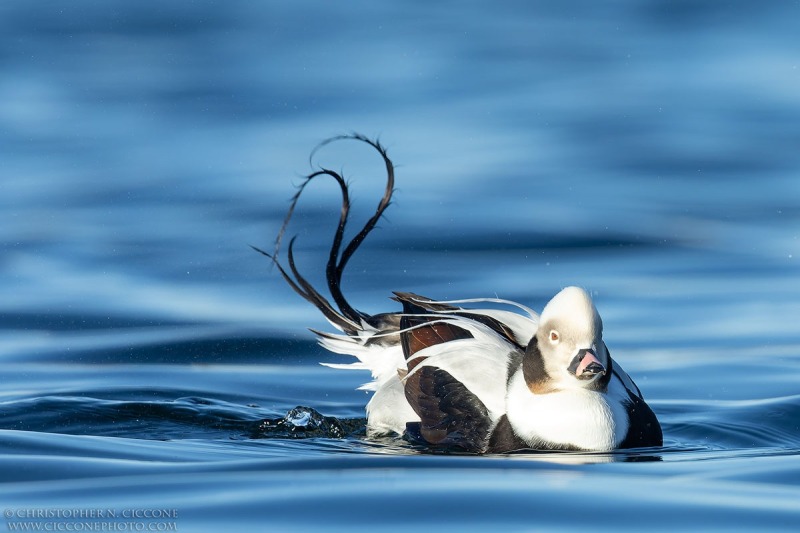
[2,1,799,531]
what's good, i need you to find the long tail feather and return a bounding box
[257,134,396,334]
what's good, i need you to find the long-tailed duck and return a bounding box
[255,134,662,453]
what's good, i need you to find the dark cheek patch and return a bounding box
[522,337,557,394]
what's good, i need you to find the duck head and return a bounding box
[523,286,611,394]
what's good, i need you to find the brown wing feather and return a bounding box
[393,291,524,349]
[396,293,473,371]
[401,318,473,371]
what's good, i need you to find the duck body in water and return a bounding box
[255,134,662,453]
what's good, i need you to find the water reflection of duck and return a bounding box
[256,134,662,453]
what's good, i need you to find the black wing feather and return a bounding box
[404,366,493,453]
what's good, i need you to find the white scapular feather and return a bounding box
[316,301,539,433]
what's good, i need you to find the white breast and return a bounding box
[505,371,630,451]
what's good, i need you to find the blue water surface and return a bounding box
[2,1,800,532]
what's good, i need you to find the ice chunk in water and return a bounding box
[254,406,347,439]
[285,407,314,428]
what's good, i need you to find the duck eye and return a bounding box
[549,330,560,343]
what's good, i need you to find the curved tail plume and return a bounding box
[253,134,396,334]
